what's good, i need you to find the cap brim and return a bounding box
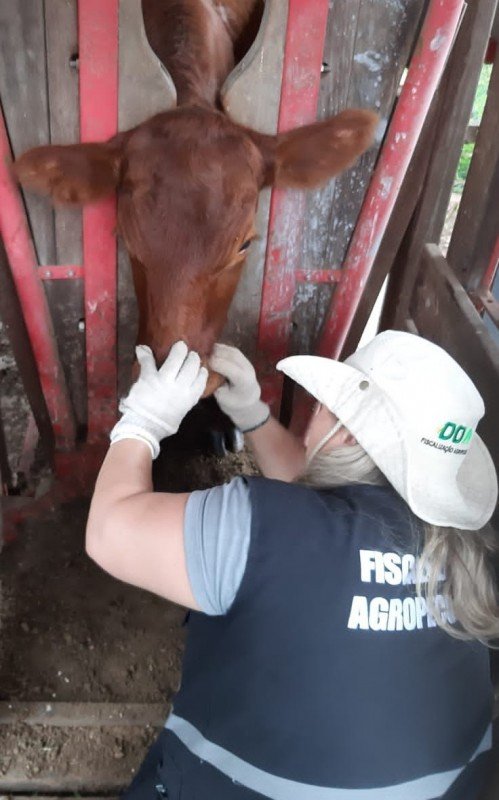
[277,355,497,530]
[407,433,497,530]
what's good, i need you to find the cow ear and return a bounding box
[249,109,379,189]
[14,138,124,205]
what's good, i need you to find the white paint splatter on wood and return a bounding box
[354,50,384,73]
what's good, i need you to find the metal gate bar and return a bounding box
[79,0,119,441]
[317,0,467,359]
[256,0,329,413]
[0,107,76,451]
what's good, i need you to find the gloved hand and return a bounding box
[209,344,270,433]
[110,341,208,458]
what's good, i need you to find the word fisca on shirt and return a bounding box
[347,549,452,632]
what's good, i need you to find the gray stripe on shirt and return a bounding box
[165,713,492,800]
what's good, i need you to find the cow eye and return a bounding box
[239,239,252,253]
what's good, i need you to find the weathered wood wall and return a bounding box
[0,0,427,419]
[292,0,426,355]
[0,0,85,426]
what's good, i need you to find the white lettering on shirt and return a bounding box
[349,549,452,633]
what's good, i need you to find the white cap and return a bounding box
[278,331,497,530]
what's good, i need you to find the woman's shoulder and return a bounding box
[245,477,416,544]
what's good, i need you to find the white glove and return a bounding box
[210,344,270,433]
[110,341,208,458]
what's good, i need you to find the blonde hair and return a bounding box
[417,524,499,642]
[299,444,386,489]
[298,446,499,643]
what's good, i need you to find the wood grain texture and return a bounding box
[0,0,55,265]
[44,0,86,426]
[119,0,176,131]
[221,0,288,356]
[343,93,441,356]
[292,0,426,355]
[389,0,499,328]
[409,245,499,481]
[0,237,54,457]
[447,48,499,290]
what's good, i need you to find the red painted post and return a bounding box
[0,107,76,450]
[257,0,329,413]
[481,235,499,293]
[317,0,467,360]
[78,0,119,441]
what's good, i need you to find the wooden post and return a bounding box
[0,237,55,462]
[447,46,499,292]
[384,0,499,330]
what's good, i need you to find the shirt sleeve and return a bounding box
[183,476,252,616]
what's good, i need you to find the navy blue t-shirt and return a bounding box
[159,478,493,800]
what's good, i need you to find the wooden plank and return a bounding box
[409,244,499,476]
[447,48,499,290]
[118,0,176,131]
[0,238,54,459]
[0,1,55,265]
[292,0,426,357]
[341,96,440,357]
[43,0,87,426]
[388,0,499,328]
[45,0,81,265]
[0,401,11,491]
[0,701,166,727]
[221,0,288,357]
[117,240,139,399]
[0,796,114,800]
[476,288,499,328]
[0,704,161,793]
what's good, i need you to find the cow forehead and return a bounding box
[123,107,264,187]
[119,110,262,249]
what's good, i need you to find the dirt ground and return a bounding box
[0,449,258,791]
[2,191,498,793]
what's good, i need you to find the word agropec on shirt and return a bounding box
[347,549,453,633]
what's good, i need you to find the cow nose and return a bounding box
[203,367,225,397]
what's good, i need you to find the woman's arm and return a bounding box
[245,416,306,481]
[86,342,209,608]
[86,439,199,608]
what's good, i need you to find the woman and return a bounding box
[86,330,499,799]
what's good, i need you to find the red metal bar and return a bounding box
[0,107,76,450]
[481,234,499,293]
[295,269,342,284]
[257,0,329,412]
[79,0,119,441]
[317,0,467,359]
[39,265,84,280]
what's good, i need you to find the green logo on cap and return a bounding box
[438,422,473,445]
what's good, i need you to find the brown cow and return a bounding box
[14,0,378,399]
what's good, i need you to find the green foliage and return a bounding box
[454,143,474,194]
[452,65,492,195]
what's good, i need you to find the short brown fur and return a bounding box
[14,0,378,395]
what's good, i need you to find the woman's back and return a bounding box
[169,479,493,798]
